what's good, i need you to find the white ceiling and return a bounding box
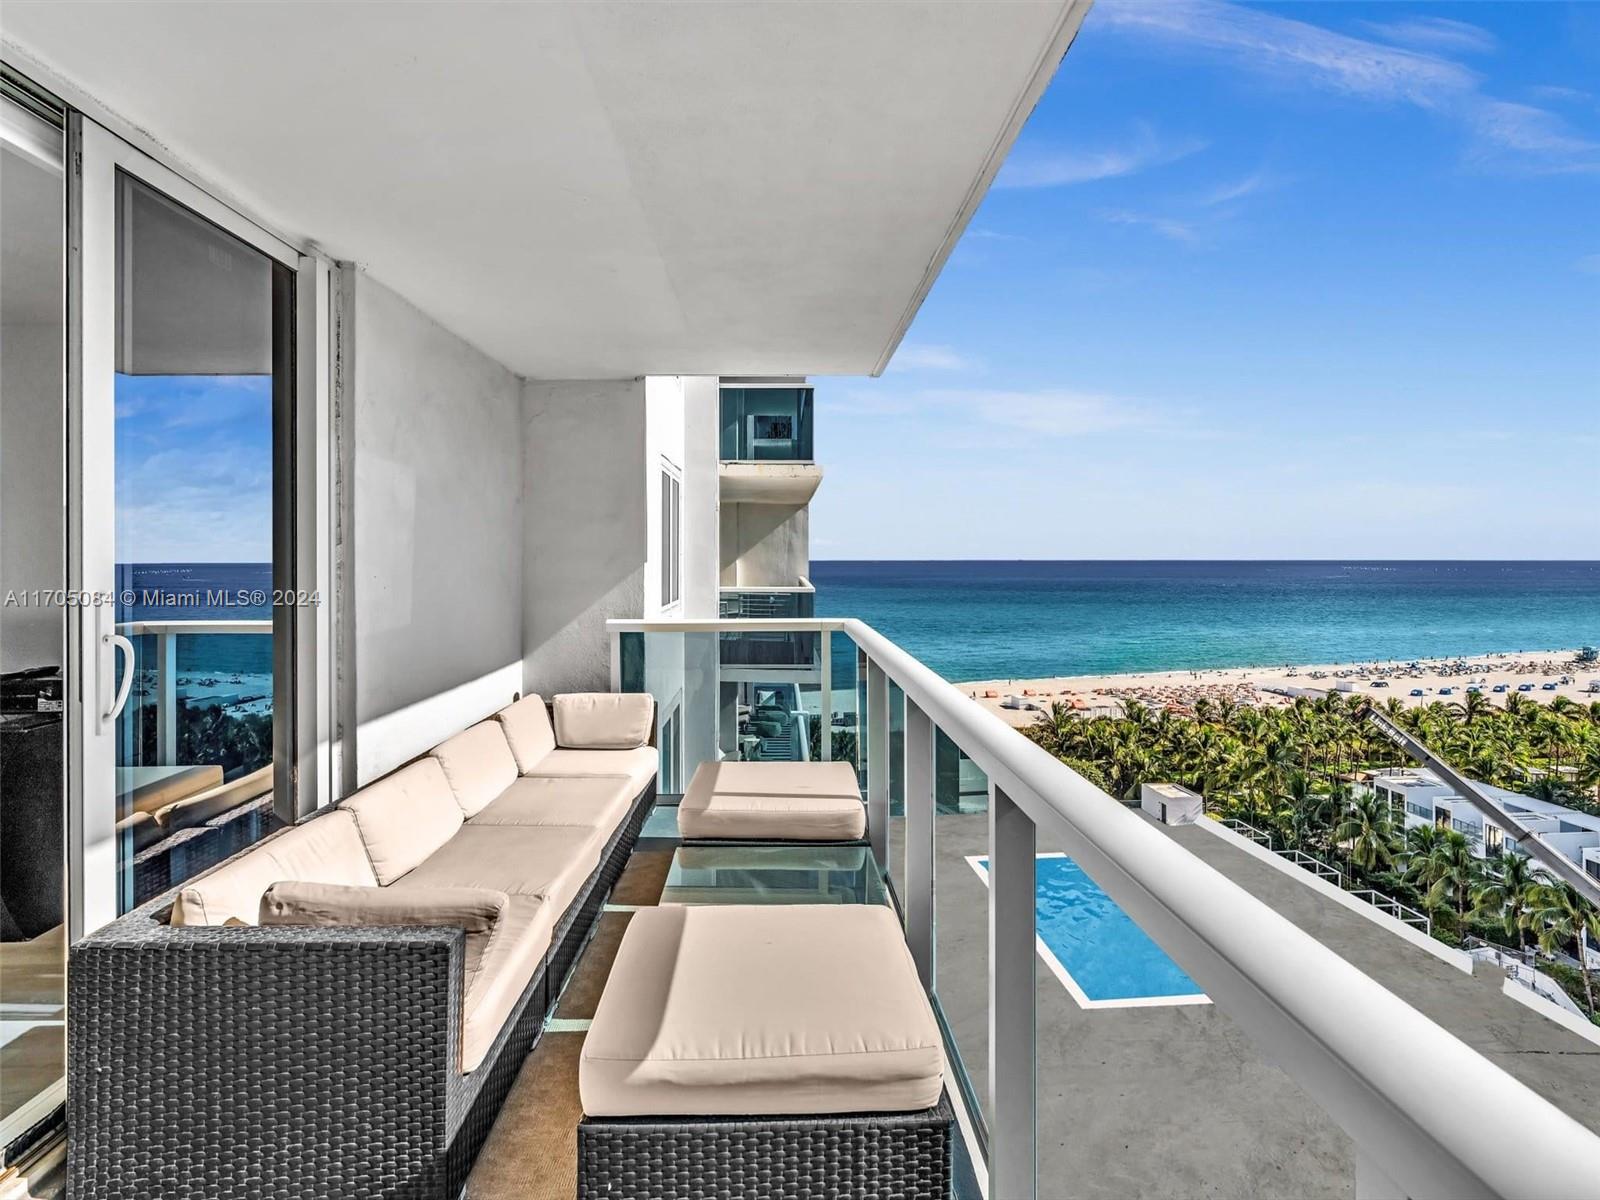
[2,1,1080,379]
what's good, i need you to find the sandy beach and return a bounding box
[962,649,1600,728]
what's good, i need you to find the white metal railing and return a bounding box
[115,619,271,764]
[609,617,1600,1200]
[1224,820,1429,934]
[1221,816,1273,846]
[1347,889,1432,935]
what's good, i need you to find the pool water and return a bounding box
[972,854,1207,1008]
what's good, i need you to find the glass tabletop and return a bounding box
[660,841,888,906]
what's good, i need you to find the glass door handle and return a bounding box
[103,632,135,722]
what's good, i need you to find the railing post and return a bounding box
[156,630,177,765]
[989,783,1036,1200]
[904,697,934,989]
[866,659,889,873]
[819,629,832,762]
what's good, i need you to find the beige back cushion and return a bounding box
[341,758,464,884]
[169,809,376,926]
[553,693,654,750]
[494,695,556,773]
[431,721,519,817]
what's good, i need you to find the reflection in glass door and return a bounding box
[74,119,298,928]
[110,173,292,913]
[0,91,67,1158]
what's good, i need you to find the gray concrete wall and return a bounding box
[522,378,647,694]
[680,375,720,618]
[345,269,523,784]
[0,321,64,673]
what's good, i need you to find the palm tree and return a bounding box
[1453,690,1490,726]
[1401,822,1444,886]
[1470,851,1539,956]
[1526,879,1600,1014]
[1335,790,1394,881]
[1424,829,1481,921]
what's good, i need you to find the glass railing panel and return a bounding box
[823,631,861,772]
[886,681,905,894]
[718,628,819,670]
[718,386,814,461]
[932,729,991,1138]
[618,630,721,794]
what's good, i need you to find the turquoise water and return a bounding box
[977,854,1203,1004]
[812,561,1600,683]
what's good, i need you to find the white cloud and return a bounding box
[1094,0,1476,105]
[1576,253,1600,275]
[1361,17,1497,57]
[1093,0,1598,174]
[1465,100,1600,168]
[1096,209,1200,244]
[1197,168,1278,206]
[996,124,1206,189]
[889,343,975,372]
[834,386,1182,439]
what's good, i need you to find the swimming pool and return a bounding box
[969,854,1209,1009]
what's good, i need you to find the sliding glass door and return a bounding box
[72,118,300,930]
[0,88,67,1160]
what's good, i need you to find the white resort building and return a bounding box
[1373,769,1600,881]
[1,4,1597,1200]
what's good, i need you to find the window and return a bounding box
[660,462,680,608]
[1484,824,1504,853]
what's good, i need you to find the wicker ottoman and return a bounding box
[577,904,951,1199]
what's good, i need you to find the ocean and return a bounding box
[124,560,1600,689]
[810,561,1600,683]
[118,563,274,712]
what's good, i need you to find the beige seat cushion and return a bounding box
[579,905,943,1117]
[494,694,556,774]
[341,758,464,885]
[469,775,635,834]
[393,824,605,922]
[458,893,556,1071]
[169,809,377,926]
[553,693,654,750]
[431,721,519,817]
[524,747,657,796]
[677,761,865,841]
[259,879,543,1071]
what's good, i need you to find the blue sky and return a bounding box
[811,0,1600,560]
[115,374,272,562]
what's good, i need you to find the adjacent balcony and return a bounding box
[719,386,814,462]
[718,386,822,505]
[609,615,1600,1200]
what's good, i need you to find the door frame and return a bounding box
[66,114,333,936]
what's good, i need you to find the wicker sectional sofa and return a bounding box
[68,692,657,1200]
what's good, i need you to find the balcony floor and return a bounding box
[924,810,1600,1200]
